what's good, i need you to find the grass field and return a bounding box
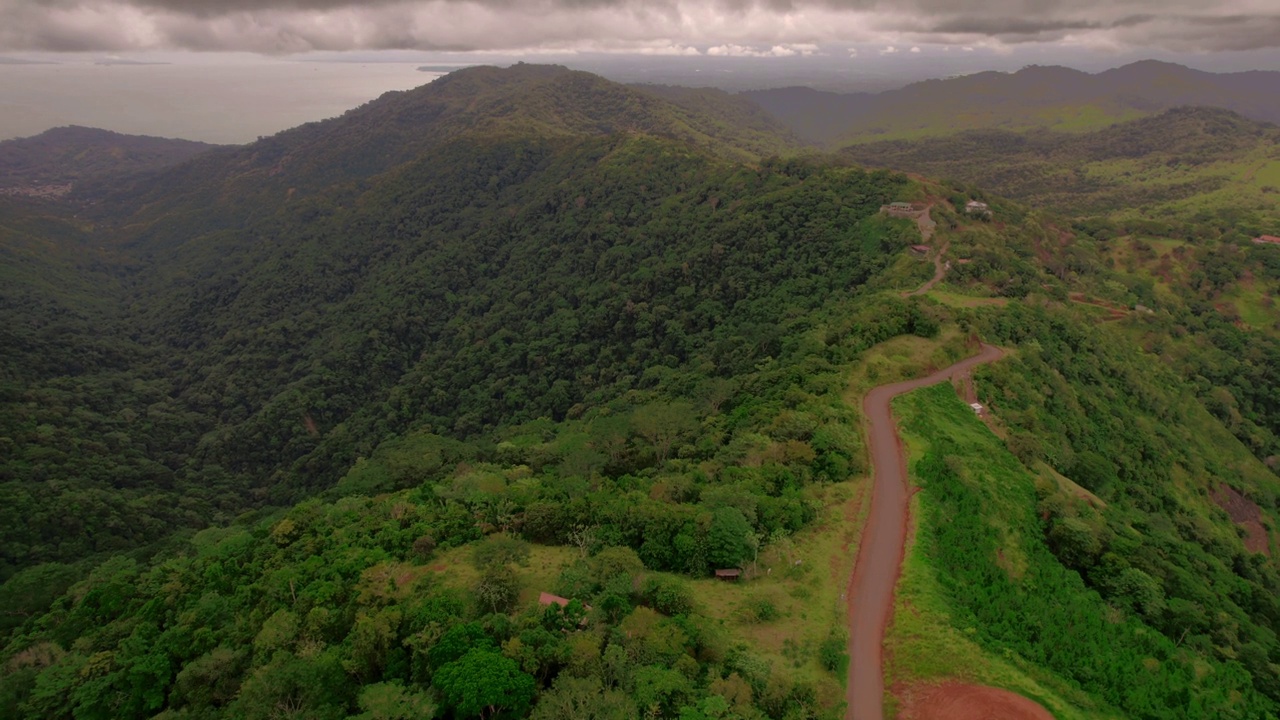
[1043,105,1147,133]
[924,286,1010,309]
[1220,279,1277,331]
[885,386,1120,719]
[687,480,865,709]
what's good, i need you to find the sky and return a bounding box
[2,0,1280,56]
[3,0,1280,143]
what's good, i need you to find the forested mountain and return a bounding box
[6,62,1280,720]
[742,61,1280,146]
[0,127,218,197]
[0,63,912,577]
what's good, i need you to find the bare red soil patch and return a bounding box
[1212,484,1272,556]
[897,682,1054,720]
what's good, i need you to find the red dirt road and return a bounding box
[897,682,1055,720]
[846,343,1005,720]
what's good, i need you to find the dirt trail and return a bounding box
[846,343,1006,720]
[1067,292,1128,321]
[904,206,947,298]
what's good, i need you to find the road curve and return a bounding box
[846,343,1005,720]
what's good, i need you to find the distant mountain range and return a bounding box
[0,126,218,197]
[742,60,1280,146]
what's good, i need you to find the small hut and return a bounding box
[714,569,742,582]
[538,592,572,607]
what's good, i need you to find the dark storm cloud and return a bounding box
[1,0,1277,53]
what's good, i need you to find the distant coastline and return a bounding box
[94,60,172,66]
[417,65,474,73]
[0,57,58,65]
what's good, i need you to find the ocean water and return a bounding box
[0,61,445,145]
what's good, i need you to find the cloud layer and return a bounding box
[2,0,1278,54]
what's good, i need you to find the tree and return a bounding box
[475,565,521,614]
[433,649,535,719]
[427,623,494,672]
[231,649,350,720]
[707,507,753,569]
[471,534,531,569]
[1047,516,1103,571]
[351,682,437,720]
[632,402,698,464]
[171,646,247,709]
[632,664,693,718]
[530,675,637,720]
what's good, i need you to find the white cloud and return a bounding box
[881,45,899,54]
[706,42,817,58]
[910,45,921,52]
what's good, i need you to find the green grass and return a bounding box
[885,386,1111,720]
[686,481,863,710]
[885,377,1280,718]
[842,328,971,400]
[924,286,1010,309]
[1254,160,1280,187]
[1088,150,1280,225]
[1043,105,1147,133]
[430,543,577,604]
[1222,281,1277,331]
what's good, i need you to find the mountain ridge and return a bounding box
[85,63,802,242]
[0,126,219,198]
[742,60,1280,146]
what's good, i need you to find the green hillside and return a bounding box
[0,63,929,576]
[0,126,218,195]
[5,63,1280,720]
[843,107,1280,229]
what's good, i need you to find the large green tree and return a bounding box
[434,649,535,719]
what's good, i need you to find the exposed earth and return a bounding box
[896,682,1056,720]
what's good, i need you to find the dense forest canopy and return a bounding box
[5,62,1280,720]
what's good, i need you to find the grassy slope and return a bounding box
[888,381,1276,718]
[885,376,1111,719]
[684,481,863,711]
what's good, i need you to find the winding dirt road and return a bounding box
[846,343,1006,720]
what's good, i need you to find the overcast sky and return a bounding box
[3,0,1280,56]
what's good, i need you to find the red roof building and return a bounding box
[538,592,571,607]
[1254,235,1280,245]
